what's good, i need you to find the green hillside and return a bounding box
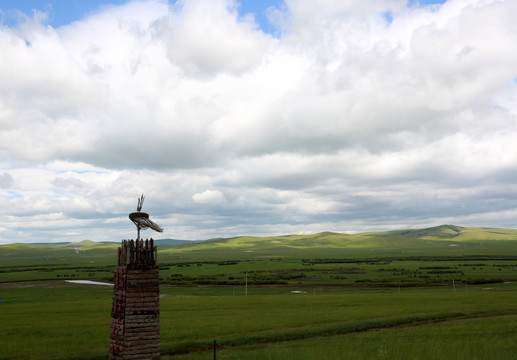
[166,225,517,253]
[2,224,517,286]
[2,225,517,359]
[2,225,517,262]
[366,225,517,241]
[58,240,99,247]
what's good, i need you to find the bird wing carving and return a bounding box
[129,212,163,233]
[137,217,163,232]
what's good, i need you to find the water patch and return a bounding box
[65,280,113,286]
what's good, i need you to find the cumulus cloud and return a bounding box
[168,0,270,77]
[192,189,226,204]
[1,0,517,243]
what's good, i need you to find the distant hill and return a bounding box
[364,225,517,241]
[154,239,200,246]
[164,225,517,253]
[2,225,517,258]
[59,240,99,247]
[0,238,199,259]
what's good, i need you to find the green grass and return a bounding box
[2,225,517,359]
[2,280,517,359]
[173,315,517,360]
[3,282,517,359]
[0,282,112,360]
[3,227,517,287]
[159,283,517,355]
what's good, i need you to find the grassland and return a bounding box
[1,225,517,359]
[2,282,517,359]
[177,313,517,360]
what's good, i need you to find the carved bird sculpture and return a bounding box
[129,195,163,240]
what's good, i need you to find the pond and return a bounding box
[65,280,113,286]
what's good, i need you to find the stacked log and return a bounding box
[109,239,160,360]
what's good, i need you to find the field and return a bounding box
[1,225,517,359]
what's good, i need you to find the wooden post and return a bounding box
[109,238,160,359]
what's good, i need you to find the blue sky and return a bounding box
[1,0,446,31]
[1,0,284,32]
[1,0,125,27]
[1,0,517,244]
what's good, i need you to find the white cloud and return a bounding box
[168,0,270,77]
[0,173,13,188]
[192,189,226,204]
[1,0,517,243]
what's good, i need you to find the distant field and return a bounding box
[1,225,517,359]
[2,225,517,287]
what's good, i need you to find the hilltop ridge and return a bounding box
[2,225,517,252]
[166,225,517,252]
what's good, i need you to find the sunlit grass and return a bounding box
[1,282,517,359]
[170,315,517,360]
[2,225,517,359]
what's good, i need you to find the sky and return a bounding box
[1,0,517,244]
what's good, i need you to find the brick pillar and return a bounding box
[109,239,160,360]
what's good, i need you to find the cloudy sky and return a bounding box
[1,0,517,244]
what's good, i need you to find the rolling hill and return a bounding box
[162,225,517,253]
[2,225,517,258]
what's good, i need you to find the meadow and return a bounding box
[1,225,517,359]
